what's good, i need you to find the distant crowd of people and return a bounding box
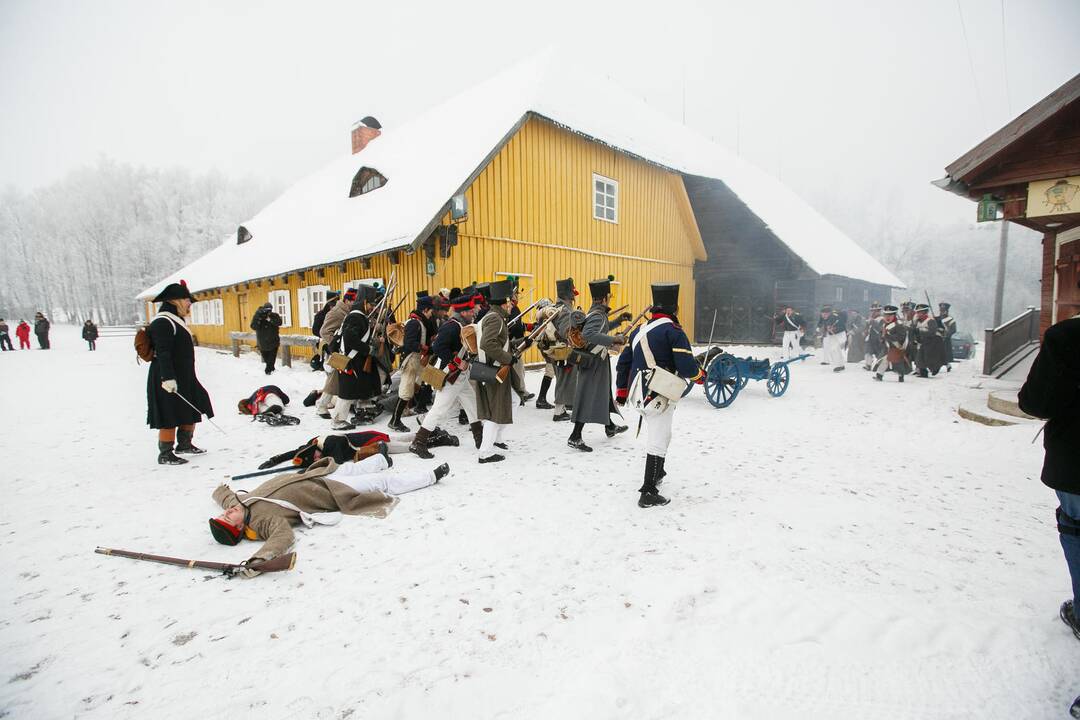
[772,300,959,382]
[0,314,100,351]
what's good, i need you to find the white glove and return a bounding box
[161,379,178,393]
[239,560,262,579]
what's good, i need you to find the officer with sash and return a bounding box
[567,276,628,451]
[615,282,703,508]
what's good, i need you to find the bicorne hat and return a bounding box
[153,280,194,303]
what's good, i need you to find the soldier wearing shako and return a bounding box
[872,305,912,382]
[507,280,535,407]
[567,276,629,451]
[912,302,948,378]
[938,302,957,370]
[532,298,558,410]
[473,279,519,464]
[409,292,483,459]
[773,306,805,360]
[864,302,885,370]
[615,282,704,508]
[551,277,580,422]
[330,284,383,429]
[388,293,436,432]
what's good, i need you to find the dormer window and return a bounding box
[350,168,387,197]
[237,226,252,244]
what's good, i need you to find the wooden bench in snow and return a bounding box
[228,331,318,368]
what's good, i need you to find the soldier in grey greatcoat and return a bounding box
[473,279,517,464]
[551,277,580,422]
[567,277,628,452]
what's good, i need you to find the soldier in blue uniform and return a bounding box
[615,282,704,508]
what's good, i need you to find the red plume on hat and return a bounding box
[180,279,188,287]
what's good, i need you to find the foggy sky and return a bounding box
[2,0,1078,235]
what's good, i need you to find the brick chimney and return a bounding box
[351,116,382,154]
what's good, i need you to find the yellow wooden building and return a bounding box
[138,56,707,363]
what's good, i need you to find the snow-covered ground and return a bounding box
[1,325,1076,719]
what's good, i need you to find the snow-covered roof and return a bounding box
[139,53,903,299]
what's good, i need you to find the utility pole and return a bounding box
[992,219,1009,326]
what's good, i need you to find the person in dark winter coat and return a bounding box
[331,286,382,429]
[82,319,99,350]
[0,319,12,351]
[567,276,628,452]
[33,312,50,349]
[259,428,459,469]
[15,320,31,349]
[146,281,214,465]
[251,302,283,374]
[1018,313,1080,642]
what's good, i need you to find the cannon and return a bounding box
[702,353,810,408]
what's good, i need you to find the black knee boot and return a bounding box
[388,398,409,433]
[535,376,554,409]
[638,455,670,508]
[175,429,205,455]
[158,440,188,465]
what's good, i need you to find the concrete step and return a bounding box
[957,403,1020,427]
[987,390,1036,419]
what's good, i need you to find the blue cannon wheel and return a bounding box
[767,363,790,397]
[705,354,741,408]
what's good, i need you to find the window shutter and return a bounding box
[298,288,311,328]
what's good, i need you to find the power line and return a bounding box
[955,0,989,133]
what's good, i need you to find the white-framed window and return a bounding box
[213,299,224,325]
[835,286,844,301]
[592,173,618,223]
[298,285,330,327]
[269,289,292,328]
[189,299,224,326]
[862,289,870,302]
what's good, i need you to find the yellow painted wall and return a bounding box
[182,114,702,364]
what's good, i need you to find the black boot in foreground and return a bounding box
[174,429,205,455]
[409,427,434,459]
[1061,600,1080,641]
[387,398,409,433]
[158,441,188,465]
[638,454,669,508]
[535,376,554,409]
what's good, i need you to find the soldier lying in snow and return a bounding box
[258,428,459,470]
[210,452,449,574]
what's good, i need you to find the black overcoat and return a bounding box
[336,308,380,401]
[146,303,214,428]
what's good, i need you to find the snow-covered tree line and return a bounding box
[0,158,280,324]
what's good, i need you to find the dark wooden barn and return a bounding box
[684,174,901,343]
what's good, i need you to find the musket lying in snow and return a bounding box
[95,547,297,577]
